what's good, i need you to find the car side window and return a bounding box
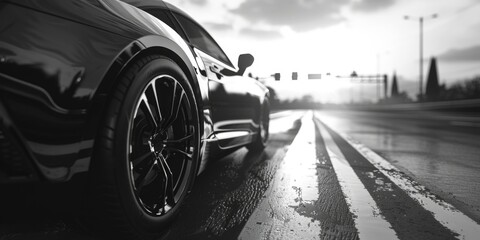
[173,13,233,67]
[144,9,188,40]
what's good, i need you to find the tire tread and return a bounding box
[85,55,182,240]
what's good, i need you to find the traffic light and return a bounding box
[292,72,298,80]
[307,73,321,79]
[273,73,281,81]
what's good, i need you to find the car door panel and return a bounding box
[194,49,257,148]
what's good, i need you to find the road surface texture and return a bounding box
[1,110,480,240]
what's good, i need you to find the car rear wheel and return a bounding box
[86,55,200,240]
[247,99,269,152]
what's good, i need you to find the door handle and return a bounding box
[209,64,223,79]
[209,64,221,74]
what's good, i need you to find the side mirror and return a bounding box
[237,53,254,76]
[220,53,255,76]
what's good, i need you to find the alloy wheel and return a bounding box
[128,75,196,216]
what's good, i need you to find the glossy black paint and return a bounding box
[0,0,199,181]
[0,0,268,182]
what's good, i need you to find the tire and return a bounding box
[85,55,200,240]
[247,99,270,152]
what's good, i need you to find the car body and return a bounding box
[0,0,269,238]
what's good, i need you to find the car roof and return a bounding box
[121,0,235,68]
[121,0,193,21]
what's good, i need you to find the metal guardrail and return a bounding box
[351,99,480,112]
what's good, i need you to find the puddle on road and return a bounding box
[279,114,320,212]
[239,112,324,240]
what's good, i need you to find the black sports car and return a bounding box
[0,0,269,239]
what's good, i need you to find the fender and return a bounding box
[86,34,205,141]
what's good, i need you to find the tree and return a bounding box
[391,72,399,97]
[440,76,480,100]
[379,73,412,104]
[425,57,440,101]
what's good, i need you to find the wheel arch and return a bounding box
[85,35,204,174]
[94,35,202,108]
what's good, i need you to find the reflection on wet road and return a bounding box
[161,111,304,239]
[163,109,480,240]
[240,112,325,239]
[164,110,480,240]
[2,110,480,240]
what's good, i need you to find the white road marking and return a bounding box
[270,110,294,119]
[450,121,480,127]
[317,120,399,240]
[320,116,480,240]
[239,112,322,240]
[268,111,304,134]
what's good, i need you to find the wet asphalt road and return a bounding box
[316,110,480,222]
[1,110,480,239]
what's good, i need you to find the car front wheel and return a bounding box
[86,55,200,240]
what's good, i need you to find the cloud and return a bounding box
[231,0,348,32]
[204,22,233,31]
[189,0,207,6]
[240,28,282,39]
[438,45,480,62]
[352,0,395,12]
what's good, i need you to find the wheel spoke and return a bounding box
[164,146,192,160]
[135,160,157,191]
[148,82,163,124]
[132,151,153,166]
[162,82,184,129]
[163,134,193,144]
[139,94,158,128]
[154,155,175,213]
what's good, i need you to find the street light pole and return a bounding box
[404,14,437,100]
[419,17,423,99]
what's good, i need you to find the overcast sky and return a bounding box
[165,0,480,102]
